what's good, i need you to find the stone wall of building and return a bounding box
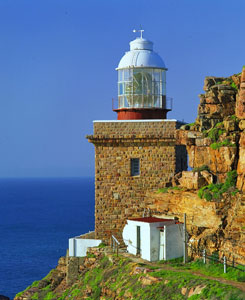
[87,120,187,244]
[93,120,178,138]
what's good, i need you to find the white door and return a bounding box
[159,229,165,260]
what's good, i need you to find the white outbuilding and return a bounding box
[122,217,183,262]
[69,232,102,257]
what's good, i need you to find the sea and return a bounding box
[0,177,95,300]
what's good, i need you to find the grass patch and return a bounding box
[186,259,245,282]
[31,292,39,300]
[43,291,55,300]
[70,288,82,297]
[157,256,184,267]
[16,252,245,300]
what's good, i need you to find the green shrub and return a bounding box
[230,114,238,121]
[215,79,239,91]
[185,122,195,128]
[207,125,225,142]
[204,191,212,201]
[210,139,236,150]
[87,252,96,258]
[98,242,106,248]
[198,170,238,201]
[231,81,238,90]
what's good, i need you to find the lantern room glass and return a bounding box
[118,68,166,109]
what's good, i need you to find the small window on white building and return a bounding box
[131,158,140,176]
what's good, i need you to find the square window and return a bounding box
[131,158,140,176]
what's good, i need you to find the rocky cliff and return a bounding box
[14,247,245,300]
[147,67,245,264]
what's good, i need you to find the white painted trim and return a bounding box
[93,119,177,123]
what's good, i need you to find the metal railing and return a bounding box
[112,96,173,111]
[188,244,245,273]
[111,235,120,256]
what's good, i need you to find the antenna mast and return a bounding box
[133,28,144,39]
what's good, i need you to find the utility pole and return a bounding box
[183,213,187,263]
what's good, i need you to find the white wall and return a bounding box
[123,220,151,260]
[165,224,183,260]
[69,237,102,257]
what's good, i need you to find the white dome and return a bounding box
[117,37,166,70]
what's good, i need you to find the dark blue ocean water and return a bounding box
[0,177,95,300]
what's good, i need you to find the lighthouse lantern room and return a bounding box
[114,30,172,120]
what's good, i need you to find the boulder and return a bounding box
[179,171,207,190]
[188,285,206,297]
[200,170,213,184]
[140,275,162,285]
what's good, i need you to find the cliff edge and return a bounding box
[147,67,245,265]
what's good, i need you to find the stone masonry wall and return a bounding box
[87,121,187,244]
[93,120,178,138]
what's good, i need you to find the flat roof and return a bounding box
[129,217,174,223]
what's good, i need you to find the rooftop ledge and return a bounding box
[93,119,177,123]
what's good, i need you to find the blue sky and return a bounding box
[0,0,244,178]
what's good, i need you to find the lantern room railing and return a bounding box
[112,96,173,111]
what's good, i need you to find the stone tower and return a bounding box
[87,32,187,244]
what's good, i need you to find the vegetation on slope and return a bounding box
[198,170,238,201]
[15,250,245,300]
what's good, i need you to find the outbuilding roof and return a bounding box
[129,217,174,223]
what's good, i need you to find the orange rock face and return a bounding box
[237,131,245,191]
[170,71,245,264]
[236,68,245,119]
[148,190,245,264]
[187,145,237,182]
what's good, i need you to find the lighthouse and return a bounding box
[114,29,171,120]
[87,31,187,244]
